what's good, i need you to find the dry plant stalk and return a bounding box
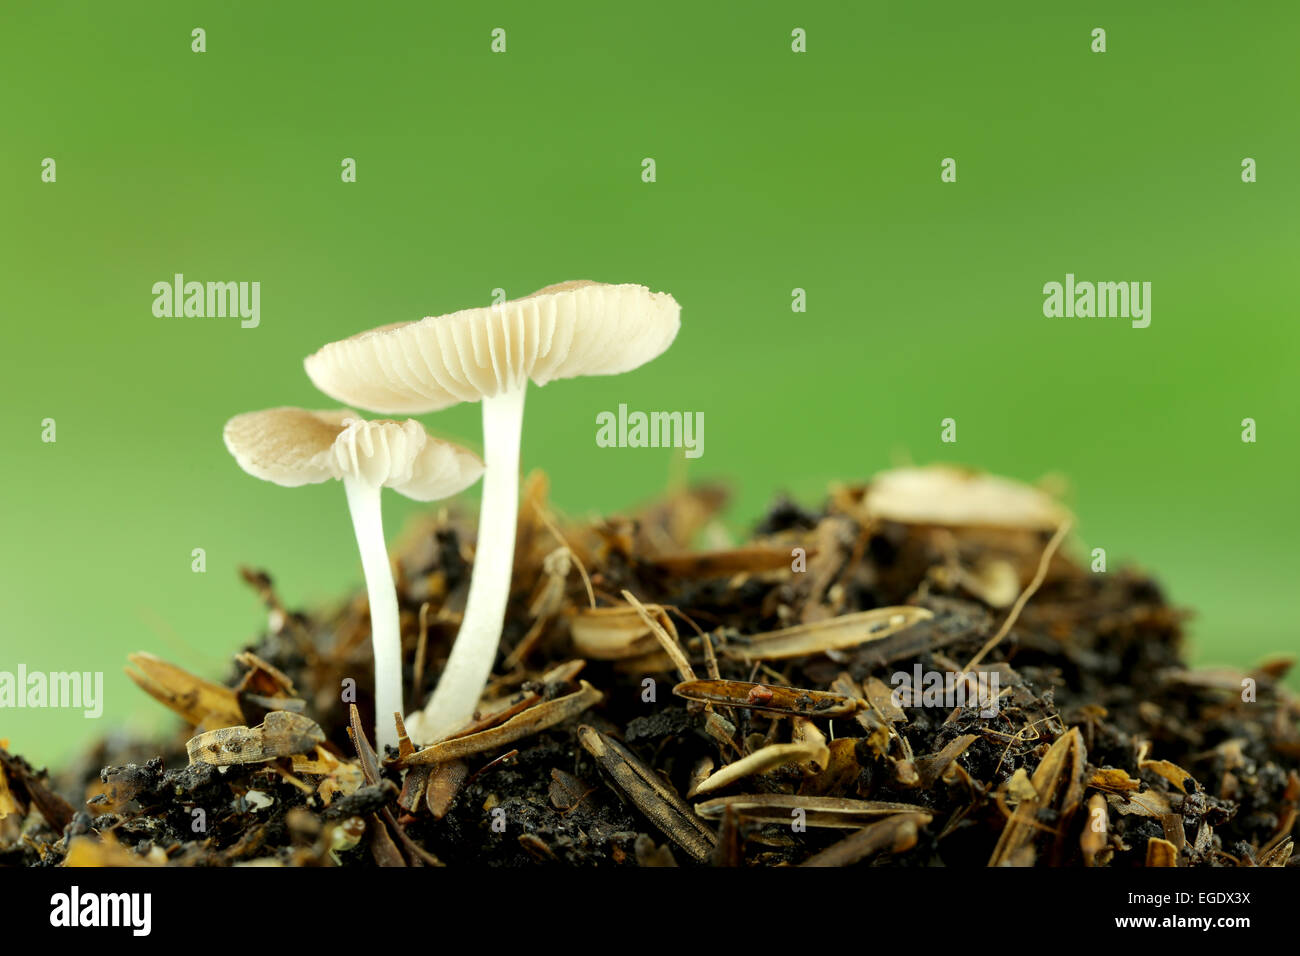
[726,606,934,661]
[401,682,603,766]
[694,794,931,828]
[673,678,862,718]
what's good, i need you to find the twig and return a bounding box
[540,510,596,609]
[962,519,1072,672]
[412,601,431,707]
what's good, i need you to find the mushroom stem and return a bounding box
[342,476,402,755]
[410,387,526,743]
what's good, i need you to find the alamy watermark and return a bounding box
[890,664,1000,717]
[50,886,150,935]
[152,273,260,328]
[0,665,103,718]
[595,403,703,459]
[1042,273,1151,328]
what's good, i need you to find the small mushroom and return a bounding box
[304,281,680,743]
[223,407,483,753]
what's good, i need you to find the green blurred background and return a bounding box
[2,1,1296,765]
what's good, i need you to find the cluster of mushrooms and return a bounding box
[223,281,681,753]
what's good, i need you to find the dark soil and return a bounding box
[2,474,1297,867]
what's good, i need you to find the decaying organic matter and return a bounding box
[2,467,1297,867]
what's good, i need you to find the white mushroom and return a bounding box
[223,407,483,753]
[303,281,680,744]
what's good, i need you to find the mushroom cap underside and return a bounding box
[223,407,483,501]
[303,281,680,414]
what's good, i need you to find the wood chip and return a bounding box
[912,734,977,789]
[800,812,931,866]
[1160,813,1187,853]
[1080,793,1109,866]
[649,545,800,578]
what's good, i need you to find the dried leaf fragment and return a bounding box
[1107,789,1174,819]
[940,557,1021,608]
[1258,838,1293,867]
[1089,767,1143,793]
[569,606,656,660]
[548,767,594,813]
[370,814,406,867]
[864,466,1070,531]
[725,607,933,662]
[577,725,716,862]
[292,745,364,806]
[402,681,603,766]
[1137,741,1200,794]
[425,761,469,818]
[862,676,908,723]
[1145,837,1179,867]
[989,727,1086,866]
[0,750,75,833]
[347,704,382,785]
[126,651,244,730]
[65,832,166,867]
[649,545,799,578]
[187,710,326,767]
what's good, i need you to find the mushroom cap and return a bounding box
[303,280,681,414]
[223,407,483,501]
